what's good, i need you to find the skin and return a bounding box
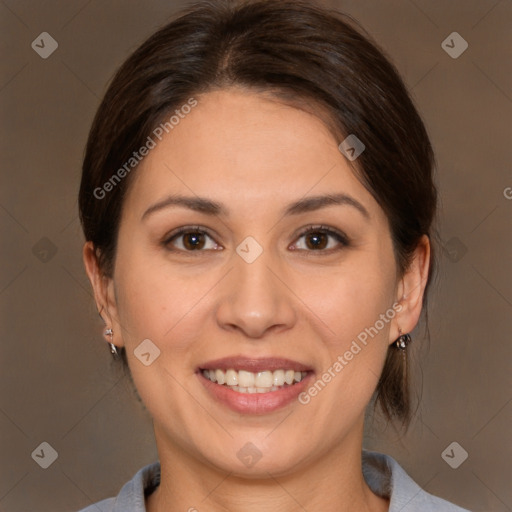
[84,88,430,512]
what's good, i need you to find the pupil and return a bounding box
[307,232,327,250]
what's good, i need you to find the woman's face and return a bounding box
[92,88,420,476]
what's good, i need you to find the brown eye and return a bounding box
[292,226,349,252]
[164,228,220,252]
[182,232,206,250]
[305,232,328,250]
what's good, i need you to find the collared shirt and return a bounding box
[78,450,471,511]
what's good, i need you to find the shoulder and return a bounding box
[77,462,161,512]
[78,498,115,512]
[362,450,471,512]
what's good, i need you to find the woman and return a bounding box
[78,1,470,510]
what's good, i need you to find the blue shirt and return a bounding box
[78,450,471,511]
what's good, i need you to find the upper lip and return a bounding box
[199,356,313,373]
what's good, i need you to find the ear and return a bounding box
[390,235,431,344]
[82,241,124,348]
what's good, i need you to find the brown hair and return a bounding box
[79,0,436,426]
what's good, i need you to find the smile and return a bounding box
[201,368,308,393]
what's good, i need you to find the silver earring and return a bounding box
[104,328,118,355]
[394,330,412,350]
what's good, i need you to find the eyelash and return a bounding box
[162,224,350,254]
[293,224,350,252]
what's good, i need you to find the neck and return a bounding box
[146,420,389,512]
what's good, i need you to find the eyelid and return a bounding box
[162,224,350,253]
[290,224,350,250]
[162,225,222,250]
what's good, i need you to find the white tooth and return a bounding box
[255,371,273,388]
[225,369,238,386]
[215,369,226,385]
[294,371,302,383]
[238,386,248,393]
[273,369,285,386]
[301,371,307,379]
[208,369,217,382]
[247,387,257,393]
[285,370,294,385]
[270,386,279,391]
[238,370,255,387]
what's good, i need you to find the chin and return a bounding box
[193,434,311,478]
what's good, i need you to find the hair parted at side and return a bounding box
[79,0,437,427]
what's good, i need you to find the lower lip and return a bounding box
[197,371,313,414]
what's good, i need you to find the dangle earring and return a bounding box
[394,329,412,350]
[395,327,411,390]
[104,328,118,355]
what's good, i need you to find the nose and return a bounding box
[215,249,297,339]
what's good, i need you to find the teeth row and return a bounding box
[202,369,307,389]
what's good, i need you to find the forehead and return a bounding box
[124,88,381,221]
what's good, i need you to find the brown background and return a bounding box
[0,1,511,511]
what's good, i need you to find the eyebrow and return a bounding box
[141,193,370,221]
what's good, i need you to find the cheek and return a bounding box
[304,253,397,345]
[116,269,197,346]
[299,251,397,407]
[112,254,212,433]
[113,249,224,373]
